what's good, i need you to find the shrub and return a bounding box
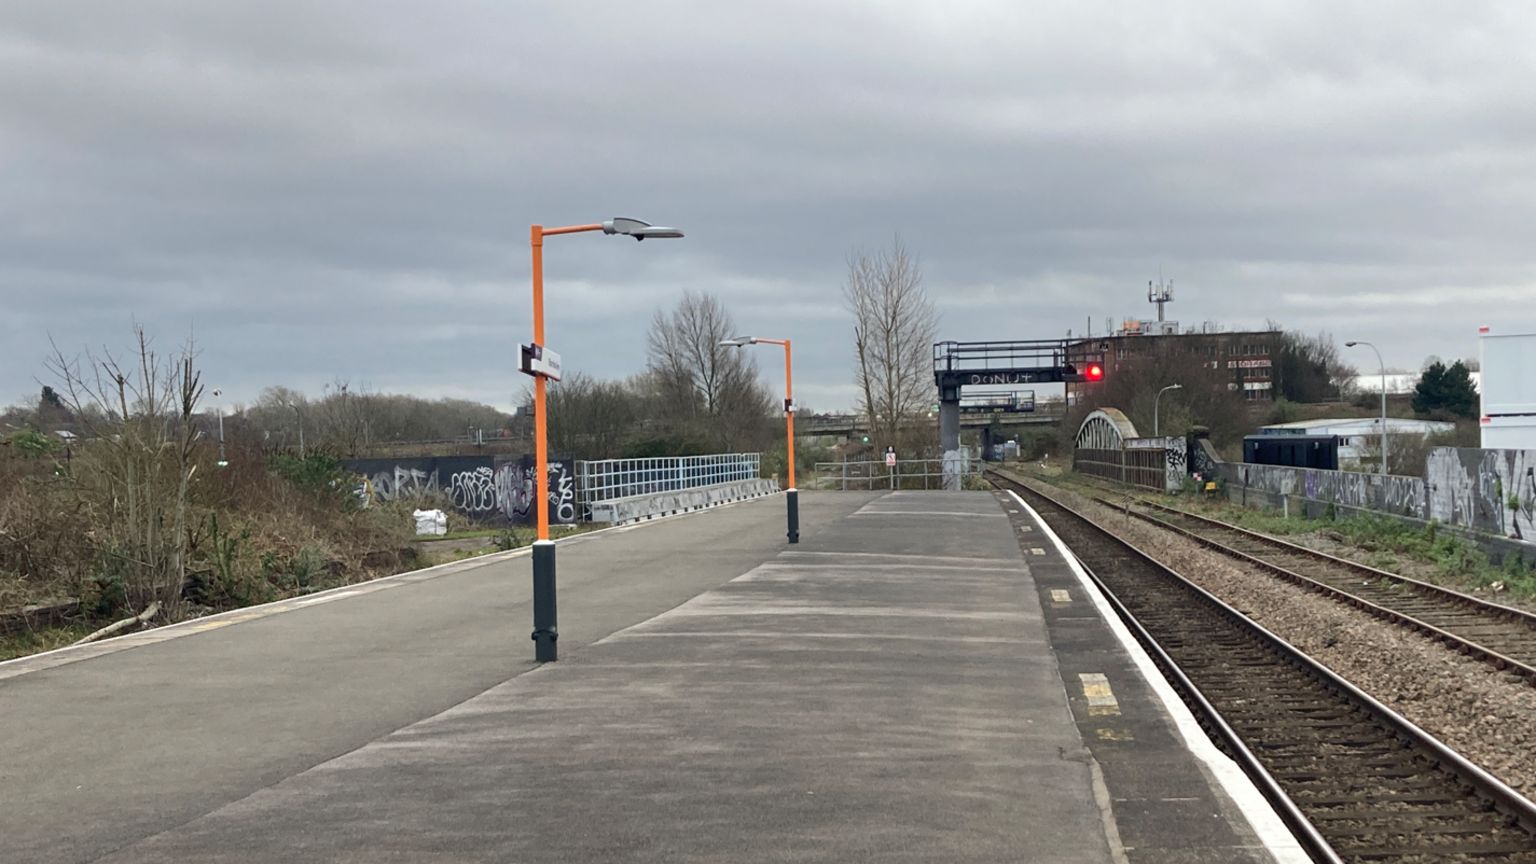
[266,453,358,510]
[3,428,61,457]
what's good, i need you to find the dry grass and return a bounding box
[1,440,416,631]
[0,623,95,662]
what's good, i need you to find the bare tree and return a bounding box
[543,372,643,460]
[646,290,773,450]
[312,379,375,456]
[843,236,938,450]
[45,327,203,618]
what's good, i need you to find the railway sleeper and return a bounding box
[1338,835,1536,859]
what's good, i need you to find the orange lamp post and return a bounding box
[720,336,798,544]
[524,217,683,662]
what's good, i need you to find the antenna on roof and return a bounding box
[1148,271,1174,323]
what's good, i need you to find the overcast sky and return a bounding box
[4,1,1534,413]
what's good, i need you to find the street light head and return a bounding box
[1345,341,1360,347]
[718,339,745,348]
[602,217,685,241]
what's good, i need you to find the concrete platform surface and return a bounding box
[4,490,1286,864]
[0,492,877,864]
[93,490,1125,863]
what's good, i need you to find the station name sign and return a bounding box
[519,343,563,381]
[966,371,1044,386]
[959,403,1036,415]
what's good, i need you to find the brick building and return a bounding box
[1068,325,1285,402]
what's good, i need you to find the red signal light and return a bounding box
[1086,363,1104,382]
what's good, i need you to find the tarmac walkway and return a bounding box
[2,490,1289,863]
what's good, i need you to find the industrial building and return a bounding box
[1479,326,1536,449]
[1257,417,1455,468]
[1068,326,1285,402]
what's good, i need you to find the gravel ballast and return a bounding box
[1024,477,1536,799]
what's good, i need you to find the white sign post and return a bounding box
[885,446,897,490]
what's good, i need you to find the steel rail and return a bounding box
[991,471,1536,859]
[1092,492,1536,684]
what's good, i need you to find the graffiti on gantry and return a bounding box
[344,456,577,524]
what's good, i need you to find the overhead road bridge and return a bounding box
[798,408,1065,438]
[933,339,1104,487]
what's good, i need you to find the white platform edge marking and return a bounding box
[1007,489,1309,864]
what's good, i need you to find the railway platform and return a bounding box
[1,490,1299,863]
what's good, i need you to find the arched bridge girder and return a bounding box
[1075,408,1140,450]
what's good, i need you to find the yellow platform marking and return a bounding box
[1050,589,1072,603]
[1080,672,1121,716]
[1095,728,1136,741]
[1029,547,1046,556]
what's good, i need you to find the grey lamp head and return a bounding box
[603,217,685,241]
[718,336,756,347]
[1345,341,1359,347]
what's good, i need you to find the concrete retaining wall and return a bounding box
[589,478,781,524]
[1218,447,1536,540]
[344,456,576,525]
[1426,447,1536,540]
[1216,462,1428,519]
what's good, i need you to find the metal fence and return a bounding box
[575,453,762,505]
[812,459,984,491]
[1073,447,1168,493]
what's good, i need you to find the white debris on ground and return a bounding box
[412,509,448,536]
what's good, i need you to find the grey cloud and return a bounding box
[3,1,1534,410]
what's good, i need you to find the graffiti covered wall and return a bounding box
[1224,463,1428,519]
[1188,435,1222,482]
[1426,447,1536,539]
[1124,436,1185,492]
[345,456,577,524]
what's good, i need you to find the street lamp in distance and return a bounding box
[523,216,684,663]
[282,399,305,459]
[1345,340,1388,477]
[1154,383,1182,437]
[212,388,228,467]
[719,335,798,544]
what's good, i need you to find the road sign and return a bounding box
[519,343,563,381]
[884,447,896,468]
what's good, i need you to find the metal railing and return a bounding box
[812,459,984,491]
[1074,446,1169,493]
[575,453,762,505]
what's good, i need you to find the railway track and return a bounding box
[1083,489,1536,685]
[990,472,1536,863]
